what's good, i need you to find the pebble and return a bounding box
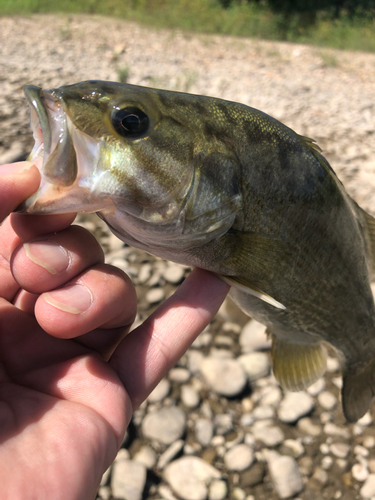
[330,442,350,458]
[181,385,200,408]
[277,392,314,423]
[208,479,228,500]
[281,439,305,459]
[352,463,369,482]
[267,452,304,499]
[360,474,375,498]
[111,457,147,500]
[169,367,191,383]
[187,350,205,373]
[164,456,221,500]
[241,461,266,487]
[239,320,271,352]
[137,263,152,283]
[238,352,270,381]
[163,263,186,284]
[312,467,329,485]
[133,445,157,469]
[147,378,171,403]
[214,413,234,435]
[224,444,254,471]
[252,425,285,447]
[326,356,340,372]
[200,357,247,397]
[195,419,214,446]
[358,412,373,426]
[252,404,275,421]
[297,417,322,437]
[158,440,185,469]
[323,423,350,439]
[158,484,178,500]
[318,391,337,410]
[142,407,186,445]
[145,287,165,304]
[307,378,326,396]
[232,487,246,500]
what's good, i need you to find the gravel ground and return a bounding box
[1,14,375,500]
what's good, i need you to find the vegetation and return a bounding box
[1,0,375,52]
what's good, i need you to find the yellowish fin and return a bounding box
[342,360,375,423]
[271,334,327,391]
[220,275,285,310]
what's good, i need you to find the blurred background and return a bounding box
[1,2,375,500]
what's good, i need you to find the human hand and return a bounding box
[0,161,229,500]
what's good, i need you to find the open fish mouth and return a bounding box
[17,85,115,214]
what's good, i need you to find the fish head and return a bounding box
[20,81,242,250]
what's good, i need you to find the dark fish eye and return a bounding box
[112,107,149,138]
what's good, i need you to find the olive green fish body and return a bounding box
[20,81,375,422]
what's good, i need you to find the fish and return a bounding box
[18,80,375,422]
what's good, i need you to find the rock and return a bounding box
[208,479,228,500]
[360,474,375,498]
[163,263,186,284]
[352,463,369,482]
[195,419,214,446]
[323,423,350,438]
[142,407,186,445]
[145,287,165,304]
[218,296,249,324]
[224,444,254,471]
[252,404,275,421]
[239,320,271,352]
[240,462,266,487]
[181,385,200,408]
[111,457,147,500]
[307,378,326,396]
[311,467,329,486]
[147,378,171,402]
[281,439,305,459]
[317,391,337,410]
[330,442,350,458]
[158,440,185,469]
[252,424,284,447]
[238,352,270,381]
[187,350,205,373]
[133,445,157,469]
[267,452,304,499]
[169,367,191,383]
[164,456,221,500]
[200,357,247,397]
[297,417,322,437]
[214,413,234,435]
[277,392,314,423]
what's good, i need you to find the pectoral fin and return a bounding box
[271,334,327,391]
[342,359,375,422]
[220,275,285,310]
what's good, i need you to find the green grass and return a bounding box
[1,0,375,52]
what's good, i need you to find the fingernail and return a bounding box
[0,162,35,176]
[43,285,92,314]
[24,241,69,275]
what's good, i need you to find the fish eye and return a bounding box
[112,107,149,138]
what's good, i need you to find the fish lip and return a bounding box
[24,85,55,155]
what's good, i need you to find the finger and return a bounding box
[11,225,105,295]
[0,162,40,222]
[110,268,230,410]
[34,263,137,340]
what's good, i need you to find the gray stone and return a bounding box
[158,440,185,469]
[238,352,270,381]
[240,320,271,352]
[111,457,147,500]
[164,456,221,500]
[147,378,171,403]
[267,452,304,499]
[200,357,247,397]
[142,407,186,445]
[224,443,254,471]
[195,419,214,446]
[240,462,266,487]
[277,392,314,423]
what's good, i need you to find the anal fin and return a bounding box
[342,359,375,422]
[271,334,327,391]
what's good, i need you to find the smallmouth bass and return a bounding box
[18,81,375,422]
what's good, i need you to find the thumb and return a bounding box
[0,162,41,222]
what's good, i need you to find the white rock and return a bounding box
[163,264,185,284]
[187,350,205,373]
[267,452,303,499]
[326,356,340,372]
[318,391,337,410]
[181,385,200,408]
[283,439,305,458]
[145,287,165,304]
[277,392,314,423]
[164,456,221,500]
[232,487,246,500]
[208,479,228,500]
[297,418,321,437]
[312,467,328,485]
[214,413,234,435]
[358,412,373,426]
[142,407,186,445]
[360,474,375,498]
[147,378,171,403]
[307,378,325,396]
[224,444,254,471]
[321,456,333,470]
[240,320,271,352]
[133,445,157,469]
[195,419,214,446]
[352,463,369,482]
[330,442,350,458]
[252,425,284,447]
[252,404,275,421]
[238,352,270,381]
[200,357,247,397]
[158,440,185,469]
[169,367,191,383]
[111,458,147,500]
[323,423,350,439]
